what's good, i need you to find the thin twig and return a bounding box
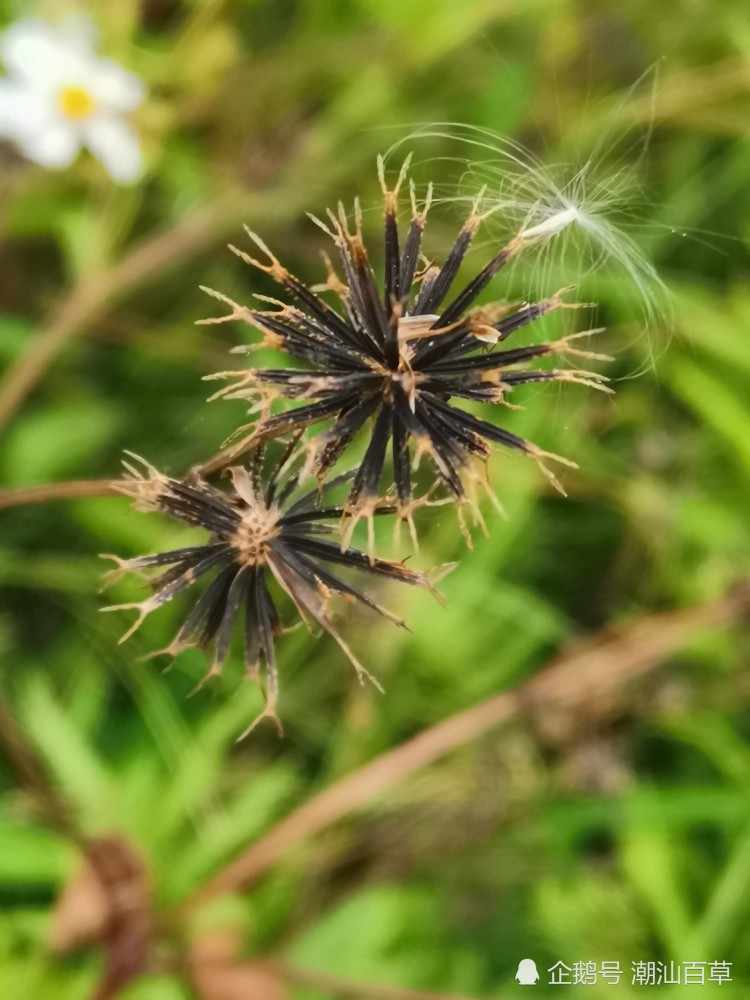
[0,479,120,510]
[0,192,249,433]
[273,959,488,1000]
[182,583,749,911]
[0,696,81,841]
[194,442,250,479]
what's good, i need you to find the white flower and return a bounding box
[0,16,145,183]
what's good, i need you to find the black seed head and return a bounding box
[102,451,436,737]
[199,159,612,537]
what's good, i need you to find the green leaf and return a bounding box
[1,399,119,486]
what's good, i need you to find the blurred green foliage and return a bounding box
[1,0,749,998]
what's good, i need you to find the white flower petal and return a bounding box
[0,80,49,139]
[0,18,91,92]
[57,15,98,56]
[0,16,146,175]
[83,115,143,183]
[17,118,79,169]
[89,59,145,112]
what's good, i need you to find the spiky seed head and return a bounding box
[103,452,437,736]
[198,159,612,534]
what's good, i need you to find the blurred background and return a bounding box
[1,0,749,997]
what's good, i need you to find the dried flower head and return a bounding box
[199,156,612,542]
[102,450,437,736]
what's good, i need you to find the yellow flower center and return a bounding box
[58,85,96,121]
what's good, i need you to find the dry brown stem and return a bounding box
[0,479,120,510]
[273,959,488,1000]
[0,695,79,839]
[0,193,249,433]
[182,583,749,910]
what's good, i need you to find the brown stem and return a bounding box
[194,440,256,479]
[0,479,121,511]
[181,583,749,911]
[0,192,250,433]
[272,959,487,1000]
[0,696,81,842]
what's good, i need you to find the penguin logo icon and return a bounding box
[515,959,540,985]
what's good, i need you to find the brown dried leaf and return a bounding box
[48,852,108,953]
[48,834,154,1000]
